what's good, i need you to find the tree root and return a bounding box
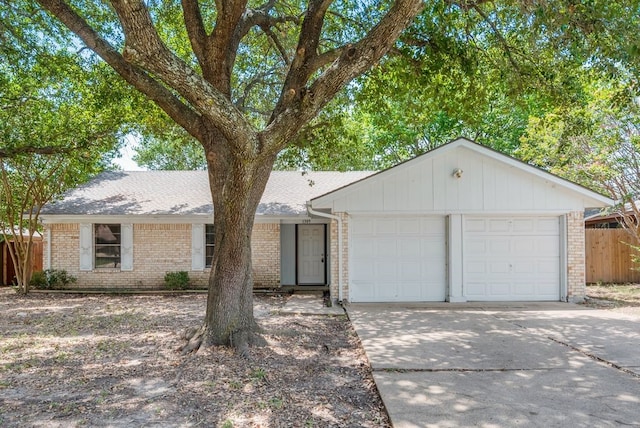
[177,326,205,355]
[178,325,267,357]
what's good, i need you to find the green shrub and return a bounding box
[30,271,49,289]
[164,271,190,290]
[30,269,77,290]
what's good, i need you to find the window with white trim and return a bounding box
[205,224,215,268]
[94,224,121,268]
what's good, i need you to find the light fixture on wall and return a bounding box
[453,168,463,179]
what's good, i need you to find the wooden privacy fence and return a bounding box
[585,228,640,284]
[1,240,43,286]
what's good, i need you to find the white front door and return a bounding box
[298,224,326,284]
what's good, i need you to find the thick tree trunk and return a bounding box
[181,132,276,354]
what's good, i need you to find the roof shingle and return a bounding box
[41,170,372,217]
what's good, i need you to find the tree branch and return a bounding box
[470,2,522,74]
[263,0,425,151]
[0,145,85,158]
[35,0,207,143]
[181,0,208,65]
[106,0,255,146]
[271,0,334,120]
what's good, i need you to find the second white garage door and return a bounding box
[350,216,446,302]
[463,216,561,301]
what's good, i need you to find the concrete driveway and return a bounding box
[346,303,640,428]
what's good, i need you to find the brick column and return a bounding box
[329,213,349,303]
[566,211,586,302]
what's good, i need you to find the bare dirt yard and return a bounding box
[0,289,389,427]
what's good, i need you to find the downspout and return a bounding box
[306,203,344,304]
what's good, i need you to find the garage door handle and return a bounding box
[321,254,324,263]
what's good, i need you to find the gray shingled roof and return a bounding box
[41,170,372,217]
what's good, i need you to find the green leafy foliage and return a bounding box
[164,271,190,290]
[30,269,77,290]
[0,2,149,292]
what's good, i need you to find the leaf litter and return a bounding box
[0,289,389,427]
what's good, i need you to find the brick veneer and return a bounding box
[328,213,349,302]
[566,211,586,302]
[43,222,280,289]
[251,223,280,288]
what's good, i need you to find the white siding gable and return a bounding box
[312,139,612,213]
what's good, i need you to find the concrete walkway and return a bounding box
[347,303,640,427]
[278,294,346,316]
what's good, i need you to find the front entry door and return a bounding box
[297,224,326,284]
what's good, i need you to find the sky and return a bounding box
[113,134,145,171]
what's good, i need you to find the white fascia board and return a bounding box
[346,209,583,217]
[40,214,213,225]
[40,213,305,225]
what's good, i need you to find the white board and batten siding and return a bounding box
[315,145,598,214]
[311,139,612,303]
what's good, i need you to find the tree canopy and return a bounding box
[0,1,145,290]
[6,0,640,351]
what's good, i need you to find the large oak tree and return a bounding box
[29,0,425,352]
[23,0,640,353]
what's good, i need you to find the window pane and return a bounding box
[205,224,215,268]
[94,224,121,268]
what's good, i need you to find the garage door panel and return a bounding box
[400,262,423,280]
[489,239,511,254]
[351,238,375,257]
[512,238,535,253]
[351,260,375,280]
[537,218,560,233]
[376,261,397,279]
[351,219,374,235]
[376,219,398,234]
[466,219,487,232]
[401,282,424,300]
[350,216,446,302]
[398,238,420,257]
[538,239,559,254]
[466,240,487,253]
[513,262,535,274]
[489,262,511,274]
[421,217,444,233]
[398,219,420,234]
[488,219,510,233]
[513,218,538,232]
[463,216,560,301]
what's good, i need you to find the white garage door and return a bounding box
[463,216,560,301]
[350,216,446,302]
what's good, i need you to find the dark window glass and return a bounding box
[94,224,121,268]
[205,224,215,268]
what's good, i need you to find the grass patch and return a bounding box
[586,283,640,307]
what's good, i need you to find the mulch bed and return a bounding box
[0,289,389,427]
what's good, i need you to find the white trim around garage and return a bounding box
[347,213,566,303]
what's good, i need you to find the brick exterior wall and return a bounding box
[43,222,280,289]
[566,211,586,302]
[328,213,349,303]
[251,223,280,288]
